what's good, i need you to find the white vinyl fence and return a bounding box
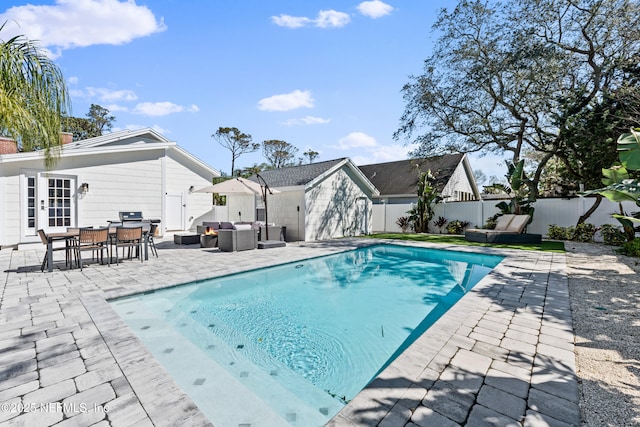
[191,205,229,230]
[372,197,636,238]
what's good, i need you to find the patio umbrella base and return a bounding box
[257,240,286,249]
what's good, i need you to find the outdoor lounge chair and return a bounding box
[218,228,257,252]
[464,214,542,243]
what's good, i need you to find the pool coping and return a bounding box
[87,240,577,426]
[330,241,578,426]
[0,239,578,426]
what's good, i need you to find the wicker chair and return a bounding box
[74,227,110,270]
[114,227,143,264]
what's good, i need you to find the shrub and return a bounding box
[573,223,597,243]
[396,216,410,233]
[434,216,448,233]
[483,215,498,230]
[599,224,627,246]
[548,223,597,242]
[620,238,640,257]
[548,224,573,240]
[447,219,470,235]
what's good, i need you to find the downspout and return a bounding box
[161,150,167,236]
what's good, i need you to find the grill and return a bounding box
[119,211,144,222]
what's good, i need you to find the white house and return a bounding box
[358,153,480,204]
[358,154,481,233]
[0,128,220,248]
[245,158,379,241]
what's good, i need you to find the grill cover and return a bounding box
[119,211,144,221]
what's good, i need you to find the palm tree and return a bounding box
[0,23,70,169]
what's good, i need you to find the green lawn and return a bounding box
[366,233,565,252]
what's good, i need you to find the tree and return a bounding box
[302,149,319,164]
[0,23,71,169]
[485,160,536,218]
[86,104,115,135]
[212,127,259,176]
[262,139,298,168]
[62,104,115,141]
[407,171,440,233]
[237,162,270,178]
[62,104,116,141]
[61,116,94,141]
[473,169,487,187]
[584,129,640,241]
[395,0,640,201]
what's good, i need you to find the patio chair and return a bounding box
[114,226,143,264]
[74,227,110,270]
[148,223,159,257]
[464,214,542,243]
[38,229,73,272]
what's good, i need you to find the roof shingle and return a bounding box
[249,158,347,187]
[358,154,464,196]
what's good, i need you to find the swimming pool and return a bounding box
[110,244,503,426]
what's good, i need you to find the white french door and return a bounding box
[23,172,77,236]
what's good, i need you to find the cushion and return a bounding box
[233,224,252,231]
[494,214,516,231]
[202,221,220,230]
[220,222,234,229]
[505,215,531,233]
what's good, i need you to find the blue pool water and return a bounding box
[110,244,503,426]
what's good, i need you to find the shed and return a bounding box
[246,158,379,241]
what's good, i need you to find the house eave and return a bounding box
[374,193,417,199]
[0,142,219,177]
[0,143,175,164]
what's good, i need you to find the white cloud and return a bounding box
[105,104,128,112]
[271,15,311,29]
[67,76,79,85]
[151,124,170,134]
[113,124,169,134]
[0,0,166,56]
[467,153,507,181]
[351,144,415,165]
[258,90,314,112]
[89,87,138,102]
[315,10,351,28]
[283,116,331,126]
[70,86,138,102]
[271,9,350,29]
[337,132,378,149]
[357,1,394,19]
[132,101,198,116]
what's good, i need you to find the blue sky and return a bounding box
[1,0,505,180]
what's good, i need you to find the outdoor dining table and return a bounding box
[44,223,151,272]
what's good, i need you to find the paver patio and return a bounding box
[0,238,578,426]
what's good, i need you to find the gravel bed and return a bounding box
[565,242,640,426]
